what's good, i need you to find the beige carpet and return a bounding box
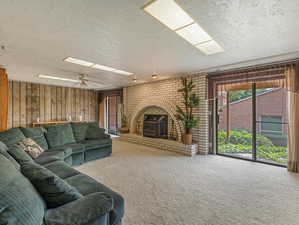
[78,139,299,225]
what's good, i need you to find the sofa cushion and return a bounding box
[71,122,89,142]
[44,123,76,148]
[80,139,112,150]
[63,143,85,153]
[21,162,82,208]
[16,138,44,159]
[65,174,124,224]
[44,160,80,179]
[0,141,20,170]
[35,150,66,166]
[7,144,34,164]
[48,146,73,158]
[20,127,49,150]
[44,192,113,225]
[0,154,45,225]
[85,127,106,140]
[0,127,25,146]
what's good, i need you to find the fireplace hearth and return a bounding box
[143,114,168,139]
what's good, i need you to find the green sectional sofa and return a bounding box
[0,122,124,225]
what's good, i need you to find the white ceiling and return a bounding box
[0,0,299,89]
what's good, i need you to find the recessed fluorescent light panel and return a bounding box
[143,0,193,30]
[176,23,212,45]
[142,0,224,55]
[63,57,133,76]
[63,57,94,67]
[38,74,79,83]
[195,40,224,55]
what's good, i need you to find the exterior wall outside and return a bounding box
[123,74,209,155]
[219,89,288,133]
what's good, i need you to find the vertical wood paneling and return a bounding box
[7,81,98,127]
[75,88,81,120]
[56,86,62,120]
[20,82,27,127]
[71,88,76,120]
[61,87,66,121]
[12,81,20,127]
[31,84,40,123]
[45,85,51,122]
[84,90,89,121]
[26,83,32,126]
[8,81,13,129]
[39,84,45,122]
[51,86,57,121]
[66,87,71,120]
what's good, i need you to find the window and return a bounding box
[260,116,283,133]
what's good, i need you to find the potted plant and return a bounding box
[175,77,200,144]
[118,104,129,133]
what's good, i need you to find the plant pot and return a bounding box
[118,127,129,134]
[183,133,193,145]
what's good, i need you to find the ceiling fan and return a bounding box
[38,73,109,89]
[75,74,106,88]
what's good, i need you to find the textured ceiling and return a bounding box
[0,0,299,89]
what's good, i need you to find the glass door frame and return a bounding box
[215,83,286,168]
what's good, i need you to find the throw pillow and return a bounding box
[86,126,106,140]
[21,162,82,208]
[16,138,44,159]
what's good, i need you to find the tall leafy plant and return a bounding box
[175,77,200,134]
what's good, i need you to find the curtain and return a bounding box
[217,79,284,92]
[285,63,299,172]
[0,68,8,131]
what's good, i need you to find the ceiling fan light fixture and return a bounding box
[38,74,80,83]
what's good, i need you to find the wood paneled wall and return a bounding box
[8,80,99,128]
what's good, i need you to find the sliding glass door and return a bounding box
[216,80,288,166]
[217,82,253,160]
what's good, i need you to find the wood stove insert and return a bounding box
[143,114,168,139]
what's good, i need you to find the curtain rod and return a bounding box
[207,57,298,77]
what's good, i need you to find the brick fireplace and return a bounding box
[120,74,209,156]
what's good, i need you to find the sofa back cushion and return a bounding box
[71,122,89,142]
[20,127,49,150]
[21,162,82,208]
[85,126,106,140]
[7,144,34,164]
[0,154,45,225]
[0,141,20,170]
[44,123,76,148]
[0,128,25,146]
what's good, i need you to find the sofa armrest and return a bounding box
[45,192,113,225]
[102,134,111,139]
[34,155,61,165]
